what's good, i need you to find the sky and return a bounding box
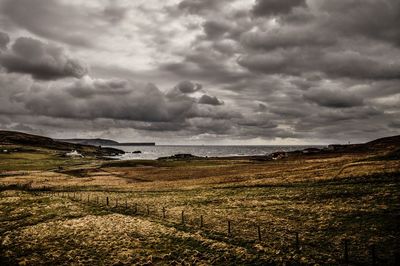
[0,0,399,145]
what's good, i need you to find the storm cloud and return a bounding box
[198,95,224,106]
[0,31,9,50]
[0,0,399,144]
[0,37,87,80]
[252,0,306,17]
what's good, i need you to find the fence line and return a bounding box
[11,188,397,265]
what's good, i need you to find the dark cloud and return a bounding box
[103,3,128,24]
[237,48,400,80]
[0,0,400,144]
[0,31,10,50]
[198,94,223,106]
[314,0,400,46]
[202,20,233,40]
[0,37,88,80]
[0,0,109,47]
[66,78,130,98]
[17,79,187,122]
[239,0,400,82]
[178,0,227,15]
[303,89,364,108]
[12,77,237,128]
[241,26,336,51]
[252,0,306,17]
[175,80,202,94]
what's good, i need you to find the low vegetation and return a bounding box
[0,132,399,265]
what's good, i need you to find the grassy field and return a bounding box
[0,146,399,265]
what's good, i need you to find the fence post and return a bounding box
[295,232,300,251]
[147,205,150,215]
[87,194,90,203]
[181,211,185,224]
[200,215,203,228]
[257,225,262,241]
[370,244,376,266]
[106,197,109,206]
[115,199,118,208]
[228,220,231,236]
[125,199,128,209]
[343,239,349,265]
[395,252,400,266]
[162,207,166,219]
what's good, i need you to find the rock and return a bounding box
[268,151,288,160]
[301,148,322,154]
[157,153,200,160]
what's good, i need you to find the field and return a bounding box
[1,145,400,265]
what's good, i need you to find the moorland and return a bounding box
[0,131,399,265]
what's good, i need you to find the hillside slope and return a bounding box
[0,131,124,156]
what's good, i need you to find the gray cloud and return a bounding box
[178,0,227,15]
[252,0,306,17]
[0,0,95,47]
[11,76,238,129]
[237,48,400,80]
[202,20,233,40]
[1,0,400,144]
[198,94,223,106]
[17,79,188,122]
[0,31,10,50]
[0,36,88,80]
[103,2,128,24]
[303,89,364,108]
[174,80,203,94]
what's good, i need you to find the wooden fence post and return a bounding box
[162,207,166,219]
[343,239,349,265]
[147,205,150,215]
[295,232,300,251]
[228,220,231,236]
[181,211,185,224]
[200,215,203,228]
[125,199,128,209]
[87,194,90,203]
[257,225,262,241]
[106,196,109,206]
[370,244,376,266]
[115,199,118,208]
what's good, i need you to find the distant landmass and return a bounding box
[58,138,155,146]
[0,131,124,156]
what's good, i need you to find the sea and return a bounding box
[106,145,325,160]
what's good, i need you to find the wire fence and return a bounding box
[20,189,398,266]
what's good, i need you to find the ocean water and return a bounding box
[107,145,324,160]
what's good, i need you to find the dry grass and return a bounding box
[0,150,399,265]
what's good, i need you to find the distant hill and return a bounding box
[0,131,124,156]
[58,138,155,146]
[326,135,400,153]
[57,138,119,146]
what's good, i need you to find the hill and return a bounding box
[57,138,119,146]
[58,138,155,146]
[325,135,400,154]
[0,131,124,156]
